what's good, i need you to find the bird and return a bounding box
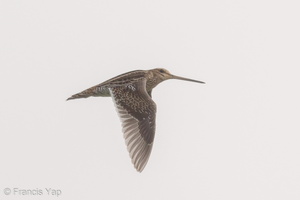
[67,68,205,172]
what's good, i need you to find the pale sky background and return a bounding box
[1,0,300,199]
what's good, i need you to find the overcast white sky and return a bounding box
[1,0,300,199]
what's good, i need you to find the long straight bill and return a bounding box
[171,75,205,84]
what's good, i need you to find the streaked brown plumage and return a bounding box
[67,68,205,172]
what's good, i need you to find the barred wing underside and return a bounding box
[109,78,156,172]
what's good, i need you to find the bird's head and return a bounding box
[151,68,205,84]
[151,68,173,81]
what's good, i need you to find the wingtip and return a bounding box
[135,168,143,173]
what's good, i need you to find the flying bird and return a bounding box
[67,68,205,172]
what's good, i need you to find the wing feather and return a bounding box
[109,78,156,172]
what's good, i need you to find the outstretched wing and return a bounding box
[109,78,156,172]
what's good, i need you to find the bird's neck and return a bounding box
[146,74,164,91]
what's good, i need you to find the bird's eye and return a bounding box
[159,69,165,73]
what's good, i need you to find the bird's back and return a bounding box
[67,70,148,100]
[99,70,148,88]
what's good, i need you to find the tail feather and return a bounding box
[66,93,88,101]
[66,87,96,101]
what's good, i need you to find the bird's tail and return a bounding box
[66,86,96,101]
